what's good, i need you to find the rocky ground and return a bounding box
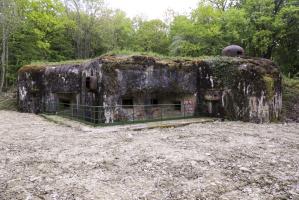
[0,111,298,200]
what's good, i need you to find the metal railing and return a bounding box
[43,102,202,126]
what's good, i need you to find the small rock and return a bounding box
[240,167,251,173]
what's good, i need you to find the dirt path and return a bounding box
[0,111,298,200]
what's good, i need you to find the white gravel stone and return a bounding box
[0,111,298,199]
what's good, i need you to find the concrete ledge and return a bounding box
[40,114,218,133]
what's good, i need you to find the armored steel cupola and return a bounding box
[222,45,245,57]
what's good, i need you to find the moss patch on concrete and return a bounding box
[18,59,91,73]
[263,75,275,100]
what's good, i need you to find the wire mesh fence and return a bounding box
[43,102,202,126]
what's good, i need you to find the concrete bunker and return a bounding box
[17,55,282,123]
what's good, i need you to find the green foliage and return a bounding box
[104,49,165,58]
[30,59,91,66]
[0,92,17,111]
[220,8,248,45]
[104,49,211,62]
[283,76,299,91]
[207,57,241,88]
[282,76,299,119]
[283,77,299,108]
[133,19,170,54]
[9,0,73,65]
[169,16,199,56]
[169,4,248,57]
[272,4,299,76]
[169,5,225,57]
[0,0,298,89]
[99,10,134,51]
[241,0,298,75]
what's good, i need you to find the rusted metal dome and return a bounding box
[222,45,245,57]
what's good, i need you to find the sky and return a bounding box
[107,0,199,20]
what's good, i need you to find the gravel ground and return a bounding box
[0,111,298,200]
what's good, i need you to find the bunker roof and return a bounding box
[18,53,279,74]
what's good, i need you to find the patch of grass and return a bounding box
[103,49,213,61]
[39,114,73,127]
[282,76,299,120]
[283,76,299,104]
[21,51,241,71]
[30,59,91,66]
[283,76,299,90]
[104,50,163,57]
[0,93,17,111]
[18,59,93,72]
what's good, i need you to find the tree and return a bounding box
[97,9,134,51]
[133,19,170,54]
[5,0,75,87]
[239,0,298,74]
[64,0,105,58]
[204,0,241,11]
[169,4,224,56]
[272,1,299,76]
[0,0,21,92]
[9,0,72,63]
[169,16,200,56]
[220,8,248,47]
[0,0,297,89]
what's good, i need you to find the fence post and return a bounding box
[133,105,135,122]
[71,104,74,119]
[93,106,95,126]
[183,103,186,118]
[55,102,57,114]
[64,103,66,117]
[82,105,84,121]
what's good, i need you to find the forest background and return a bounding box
[0,0,298,92]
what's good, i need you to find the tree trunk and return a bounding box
[0,26,6,94]
[263,43,275,59]
[4,37,8,89]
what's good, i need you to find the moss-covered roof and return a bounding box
[18,53,279,74]
[18,59,93,73]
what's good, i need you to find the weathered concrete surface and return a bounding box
[0,111,298,199]
[18,55,282,123]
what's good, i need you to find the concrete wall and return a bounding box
[17,55,282,123]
